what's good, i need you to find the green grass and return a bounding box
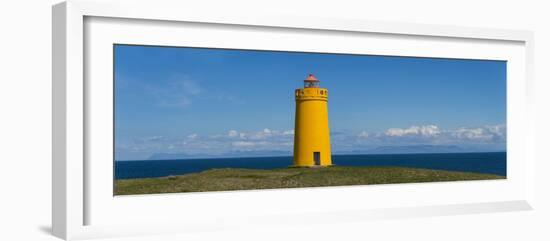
[114,166,505,195]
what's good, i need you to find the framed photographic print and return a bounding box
[52,0,535,240]
[113,45,507,195]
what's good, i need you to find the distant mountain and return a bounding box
[148,150,292,160]
[148,153,198,160]
[363,144,466,154]
[226,150,292,157]
[147,145,501,160]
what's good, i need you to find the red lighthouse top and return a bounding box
[304,74,320,82]
[304,74,320,88]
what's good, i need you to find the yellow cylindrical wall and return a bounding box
[293,87,332,167]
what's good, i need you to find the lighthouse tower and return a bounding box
[293,74,332,167]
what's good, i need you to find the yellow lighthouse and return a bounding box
[293,74,332,167]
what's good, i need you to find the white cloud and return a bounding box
[222,128,298,151]
[385,125,440,137]
[238,128,280,140]
[139,136,164,142]
[450,124,506,142]
[487,124,506,137]
[283,129,295,135]
[180,79,201,95]
[232,141,256,147]
[452,127,487,140]
[117,124,505,160]
[358,131,369,139]
[207,128,296,151]
[228,130,239,138]
[380,124,505,144]
[232,141,271,148]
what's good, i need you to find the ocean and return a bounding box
[115,152,506,179]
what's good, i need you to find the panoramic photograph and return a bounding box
[113,44,506,195]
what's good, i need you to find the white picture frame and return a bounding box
[52,0,535,240]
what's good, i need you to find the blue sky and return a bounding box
[114,45,506,160]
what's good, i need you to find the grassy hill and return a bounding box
[114,166,504,195]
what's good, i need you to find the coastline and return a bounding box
[115,166,505,195]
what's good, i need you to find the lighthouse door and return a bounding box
[313,152,321,166]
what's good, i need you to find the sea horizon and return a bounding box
[115,150,507,162]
